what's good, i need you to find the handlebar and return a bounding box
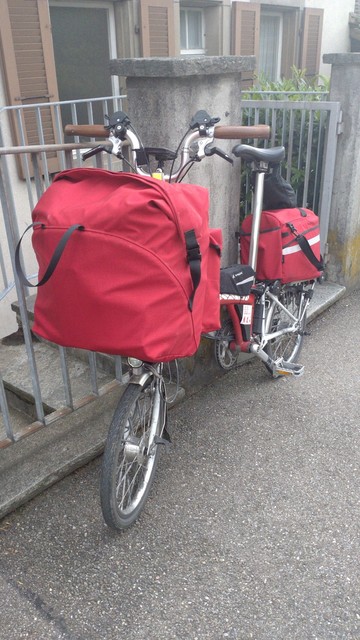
[64,124,109,138]
[64,123,270,141]
[64,110,271,182]
[214,125,270,140]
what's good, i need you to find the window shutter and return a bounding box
[300,8,324,78]
[0,0,60,174]
[281,11,298,79]
[140,0,176,57]
[231,2,260,86]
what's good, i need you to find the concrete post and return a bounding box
[109,56,255,266]
[109,55,255,390]
[323,53,360,289]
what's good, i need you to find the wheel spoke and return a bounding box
[116,460,144,510]
[264,285,308,375]
[100,378,163,530]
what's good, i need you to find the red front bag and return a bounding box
[29,168,222,361]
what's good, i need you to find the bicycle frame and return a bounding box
[220,285,309,352]
[214,143,317,377]
[66,111,315,379]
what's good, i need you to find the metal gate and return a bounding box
[240,98,342,257]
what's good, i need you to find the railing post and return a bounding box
[323,53,360,289]
[0,137,46,425]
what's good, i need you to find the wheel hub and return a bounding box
[124,435,150,465]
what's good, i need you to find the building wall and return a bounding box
[231,0,354,78]
[305,0,354,76]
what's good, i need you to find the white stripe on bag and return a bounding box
[282,234,320,256]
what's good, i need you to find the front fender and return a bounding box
[129,371,153,388]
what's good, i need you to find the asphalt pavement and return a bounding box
[0,287,359,640]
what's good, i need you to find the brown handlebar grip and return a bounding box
[214,125,271,140]
[64,124,109,138]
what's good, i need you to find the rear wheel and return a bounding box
[100,378,164,530]
[264,285,307,376]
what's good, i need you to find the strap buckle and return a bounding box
[187,245,202,263]
[185,229,201,263]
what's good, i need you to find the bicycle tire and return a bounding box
[100,378,164,530]
[264,285,307,377]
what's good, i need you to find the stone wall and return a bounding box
[109,55,256,388]
[324,53,360,290]
[110,56,256,267]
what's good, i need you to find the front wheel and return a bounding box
[100,377,165,530]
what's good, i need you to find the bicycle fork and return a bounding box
[128,360,171,453]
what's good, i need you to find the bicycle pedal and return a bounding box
[274,360,304,377]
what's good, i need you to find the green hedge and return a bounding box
[239,68,330,219]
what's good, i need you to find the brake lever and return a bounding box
[82,145,108,161]
[107,135,124,158]
[204,146,234,164]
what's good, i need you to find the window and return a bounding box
[259,12,283,81]
[180,8,205,54]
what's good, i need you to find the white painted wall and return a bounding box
[306,0,354,76]
[0,71,19,338]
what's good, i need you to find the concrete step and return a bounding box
[0,386,122,520]
[307,280,346,321]
[0,380,185,520]
[0,338,116,419]
[11,294,119,376]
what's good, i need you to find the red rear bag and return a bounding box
[240,207,323,283]
[29,168,222,361]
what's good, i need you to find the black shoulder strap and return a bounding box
[15,222,84,288]
[287,211,324,272]
[295,233,324,271]
[184,229,202,311]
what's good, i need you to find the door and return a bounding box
[49,1,118,128]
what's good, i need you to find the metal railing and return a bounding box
[0,95,126,303]
[0,96,127,448]
[0,93,341,449]
[240,98,342,254]
[244,90,329,98]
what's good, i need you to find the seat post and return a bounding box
[248,169,266,272]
